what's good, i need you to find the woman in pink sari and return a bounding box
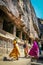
[29,40,39,58]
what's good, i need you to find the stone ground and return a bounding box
[0,57,43,65]
[0,58,31,65]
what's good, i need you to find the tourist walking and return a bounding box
[23,40,28,57]
[9,39,20,60]
[29,38,39,59]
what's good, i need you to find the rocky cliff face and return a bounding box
[0,0,40,38]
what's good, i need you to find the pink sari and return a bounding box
[29,41,39,58]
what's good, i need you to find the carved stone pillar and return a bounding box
[13,25,16,37]
[19,31,22,39]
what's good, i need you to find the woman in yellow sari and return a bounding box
[9,39,20,60]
